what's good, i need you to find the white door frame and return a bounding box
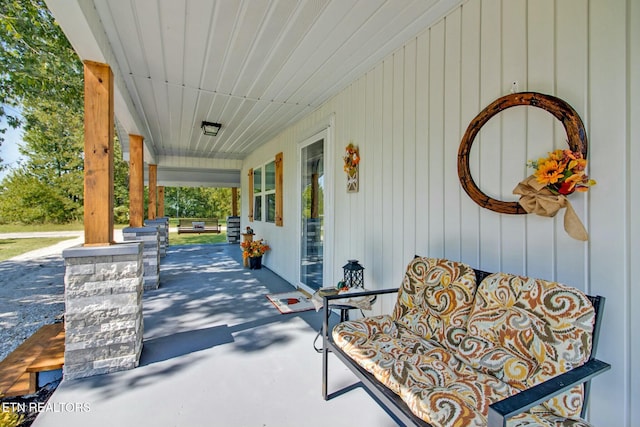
[296,119,334,293]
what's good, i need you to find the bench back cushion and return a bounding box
[392,257,477,352]
[456,272,595,417]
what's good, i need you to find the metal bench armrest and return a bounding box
[488,359,611,427]
[321,287,399,335]
[322,287,399,303]
[321,287,399,325]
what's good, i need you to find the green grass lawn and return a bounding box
[0,222,85,233]
[0,221,230,260]
[0,237,74,261]
[169,231,228,245]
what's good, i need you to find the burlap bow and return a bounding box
[513,175,588,241]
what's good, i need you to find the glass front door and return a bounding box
[300,138,324,290]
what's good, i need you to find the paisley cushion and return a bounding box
[333,316,445,394]
[392,257,477,352]
[331,260,596,426]
[398,358,518,427]
[456,272,595,417]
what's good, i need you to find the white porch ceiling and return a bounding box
[46,0,462,187]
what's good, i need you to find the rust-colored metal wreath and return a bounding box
[457,92,588,215]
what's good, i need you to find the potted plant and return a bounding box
[240,239,271,269]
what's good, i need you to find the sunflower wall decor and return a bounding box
[343,142,360,192]
[458,92,594,241]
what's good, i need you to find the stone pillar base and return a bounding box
[62,243,144,380]
[159,216,170,247]
[123,226,160,290]
[227,216,240,243]
[144,218,168,257]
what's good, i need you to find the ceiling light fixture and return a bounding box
[201,121,222,136]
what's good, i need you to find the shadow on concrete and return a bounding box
[140,243,325,355]
[62,243,328,402]
[140,324,235,366]
[31,242,400,427]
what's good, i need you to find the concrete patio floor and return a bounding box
[32,243,398,427]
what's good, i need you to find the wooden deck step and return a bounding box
[0,323,65,398]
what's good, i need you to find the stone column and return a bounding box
[144,217,168,257]
[227,216,240,243]
[160,216,170,247]
[122,227,160,290]
[63,243,144,380]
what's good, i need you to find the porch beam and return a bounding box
[232,187,238,216]
[158,186,165,218]
[83,60,114,245]
[148,164,157,220]
[128,134,144,227]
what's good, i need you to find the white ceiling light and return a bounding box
[201,121,221,136]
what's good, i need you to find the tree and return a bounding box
[113,137,130,224]
[207,187,235,219]
[164,187,238,219]
[0,0,130,224]
[0,0,83,167]
[0,168,75,223]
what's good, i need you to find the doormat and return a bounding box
[266,291,315,314]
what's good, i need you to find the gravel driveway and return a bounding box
[0,231,121,362]
[0,255,66,362]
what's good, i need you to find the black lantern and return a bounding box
[343,260,364,289]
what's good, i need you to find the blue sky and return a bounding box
[0,106,25,180]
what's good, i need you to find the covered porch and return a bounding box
[32,243,396,427]
[35,0,639,425]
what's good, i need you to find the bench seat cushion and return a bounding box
[334,319,593,427]
[456,272,595,417]
[333,316,453,395]
[334,318,594,427]
[333,257,478,395]
[331,258,596,427]
[398,352,595,427]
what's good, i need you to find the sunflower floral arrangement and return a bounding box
[241,239,270,260]
[343,142,360,192]
[343,143,360,175]
[514,148,596,241]
[528,149,596,195]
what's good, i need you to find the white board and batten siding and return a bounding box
[242,0,639,425]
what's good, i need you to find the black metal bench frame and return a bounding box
[321,268,611,427]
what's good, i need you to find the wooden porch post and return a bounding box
[232,187,238,216]
[148,164,157,220]
[158,186,165,217]
[83,61,114,245]
[129,134,144,227]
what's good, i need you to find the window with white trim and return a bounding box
[253,166,262,221]
[252,160,275,222]
[250,155,282,225]
[264,160,276,223]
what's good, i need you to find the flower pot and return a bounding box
[249,256,262,270]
